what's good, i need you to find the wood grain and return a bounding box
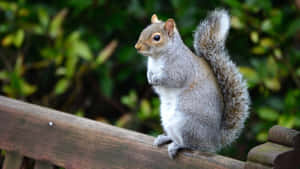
[34,161,53,169]
[268,125,300,148]
[247,142,292,166]
[244,161,272,169]
[247,142,300,169]
[2,151,23,169]
[0,96,244,169]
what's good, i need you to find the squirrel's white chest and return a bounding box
[147,58,182,126]
[156,87,181,126]
[147,57,163,75]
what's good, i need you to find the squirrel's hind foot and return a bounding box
[168,142,187,159]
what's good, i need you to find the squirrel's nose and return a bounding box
[135,43,142,50]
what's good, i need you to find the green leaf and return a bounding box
[260,38,275,48]
[100,74,113,97]
[0,71,8,80]
[0,2,17,12]
[74,41,93,60]
[286,18,300,38]
[8,71,22,96]
[66,31,80,42]
[273,48,282,59]
[231,16,244,29]
[3,71,36,97]
[14,29,25,48]
[2,85,15,97]
[223,0,242,8]
[54,78,70,95]
[267,97,284,111]
[239,66,259,87]
[261,19,272,32]
[264,78,280,91]
[115,114,132,128]
[56,67,67,76]
[278,115,294,128]
[257,107,279,121]
[295,116,300,127]
[266,56,278,76]
[38,7,49,28]
[284,89,300,110]
[1,34,14,46]
[75,110,85,117]
[121,90,137,109]
[251,46,266,55]
[65,55,78,78]
[96,40,118,65]
[250,31,259,43]
[296,68,300,76]
[15,55,24,75]
[41,47,57,59]
[49,9,68,38]
[138,99,152,120]
[65,31,92,60]
[256,131,268,142]
[22,80,37,96]
[246,0,272,11]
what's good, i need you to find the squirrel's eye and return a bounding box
[153,34,160,41]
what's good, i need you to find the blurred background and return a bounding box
[0,0,300,163]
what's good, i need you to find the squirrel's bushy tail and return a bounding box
[193,9,250,148]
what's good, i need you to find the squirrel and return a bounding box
[134,9,250,159]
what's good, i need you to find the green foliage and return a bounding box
[1,150,5,156]
[224,0,300,147]
[0,0,299,160]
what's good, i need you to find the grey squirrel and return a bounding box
[134,9,250,159]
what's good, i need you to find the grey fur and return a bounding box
[134,9,250,159]
[193,9,250,147]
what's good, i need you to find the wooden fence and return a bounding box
[0,96,299,169]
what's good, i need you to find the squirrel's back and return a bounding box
[193,9,250,148]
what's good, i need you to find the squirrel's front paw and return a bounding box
[151,75,161,85]
[149,74,164,86]
[147,71,156,85]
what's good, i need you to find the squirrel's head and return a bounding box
[135,14,177,57]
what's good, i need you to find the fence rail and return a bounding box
[0,96,245,169]
[1,96,299,169]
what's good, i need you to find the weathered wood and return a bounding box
[247,142,300,169]
[268,125,300,149]
[34,161,53,169]
[247,142,292,166]
[2,151,23,169]
[244,161,272,169]
[0,96,245,169]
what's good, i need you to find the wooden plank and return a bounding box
[247,142,300,169]
[268,125,300,148]
[247,142,292,166]
[244,161,272,169]
[2,151,23,169]
[273,149,300,169]
[0,96,245,169]
[34,161,53,169]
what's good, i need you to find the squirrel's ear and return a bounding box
[164,18,175,36]
[151,14,160,24]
